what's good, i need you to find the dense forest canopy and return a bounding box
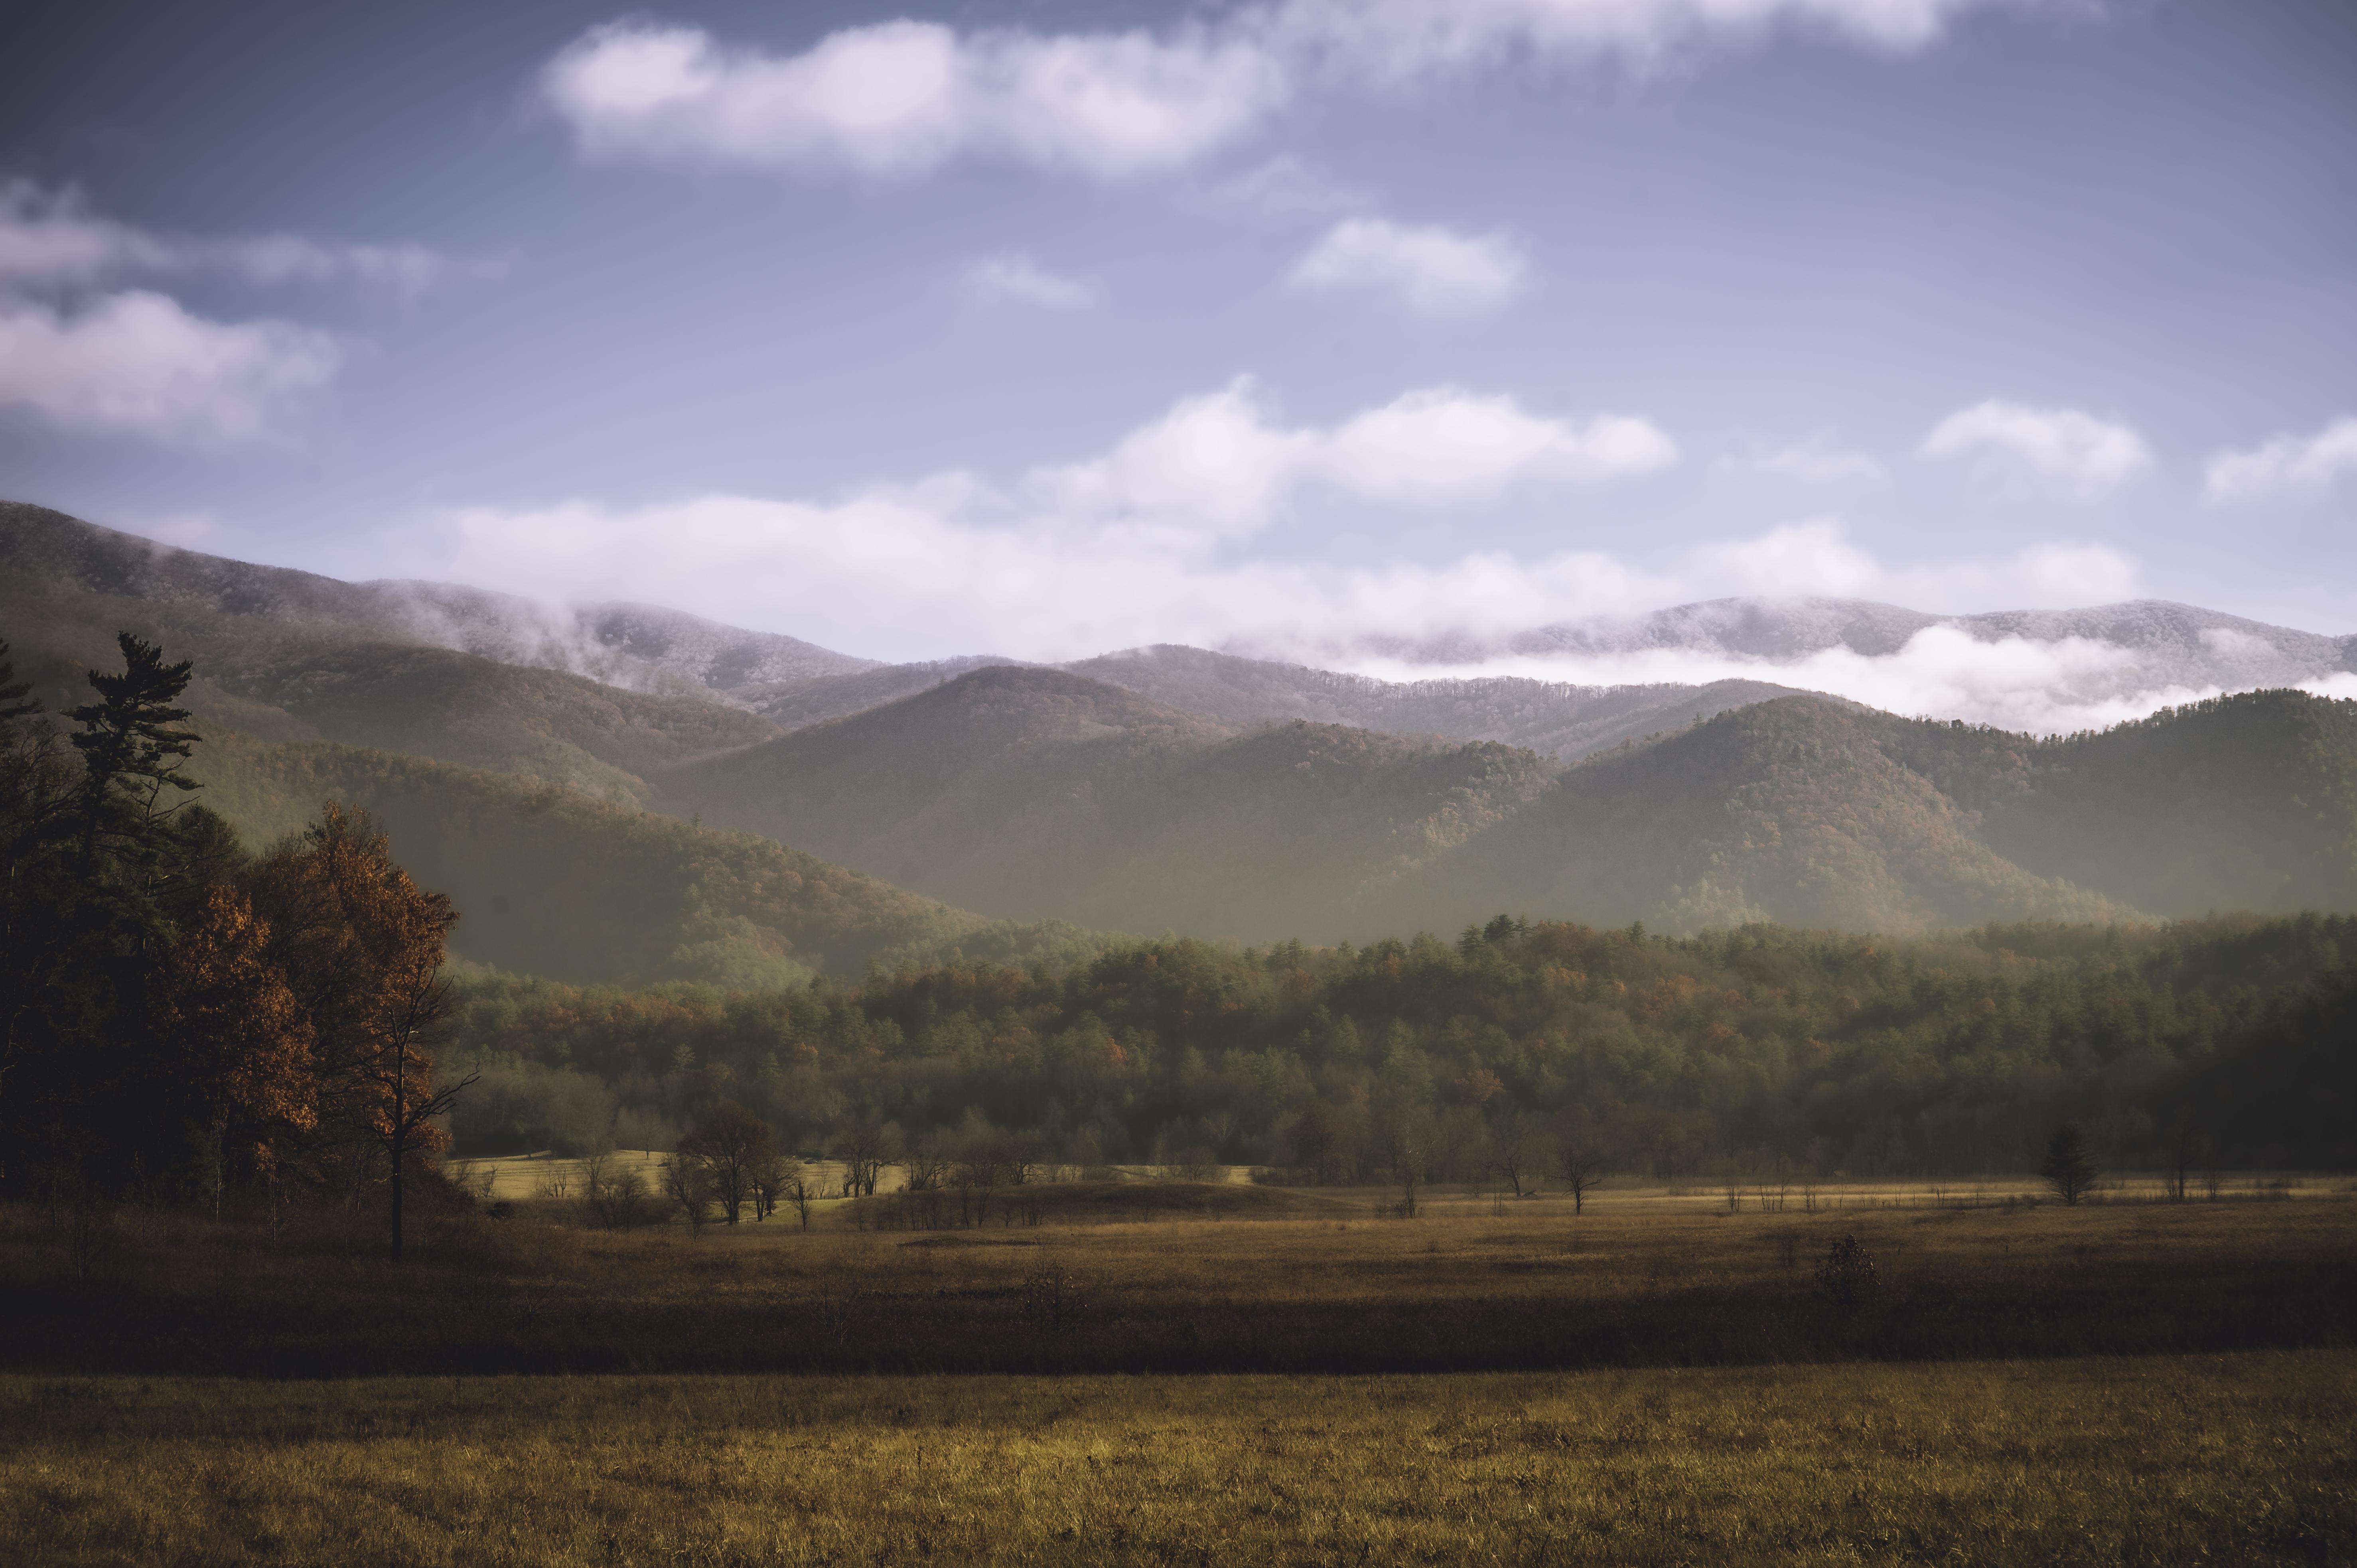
[443,911,2357,1180]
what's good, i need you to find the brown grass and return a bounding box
[4,1354,2352,1566]
[5,1188,2352,1376]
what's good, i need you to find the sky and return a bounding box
[1,0,2353,697]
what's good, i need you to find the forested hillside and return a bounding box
[656,666,1562,938]
[195,733,1105,987]
[1405,692,2357,937]
[442,912,2357,1179]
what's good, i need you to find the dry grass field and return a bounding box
[4,1353,2351,1566]
[6,1184,2352,1376]
[7,1187,2353,1564]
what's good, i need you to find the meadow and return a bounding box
[5,1354,2351,1566]
[6,1183,2353,1564]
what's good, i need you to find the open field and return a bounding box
[442,1153,2352,1213]
[4,1353,2352,1566]
[7,1189,2352,1376]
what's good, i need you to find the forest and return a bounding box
[0,636,462,1251]
[442,909,2357,1184]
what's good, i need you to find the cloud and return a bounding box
[1919,399,2152,494]
[962,253,1098,311]
[0,179,453,295]
[539,19,1285,179]
[0,289,341,446]
[0,181,173,286]
[1201,154,1364,216]
[539,1,2039,179]
[2202,416,2357,506]
[1022,378,1675,534]
[357,375,2231,743]
[1683,520,2137,607]
[1348,625,2220,735]
[380,482,2199,734]
[1269,0,2022,79]
[1721,432,1886,484]
[1288,218,1527,315]
[215,236,453,296]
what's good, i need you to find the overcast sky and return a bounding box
[2,0,2353,669]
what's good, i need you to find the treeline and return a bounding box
[0,636,464,1253]
[444,908,2357,1182]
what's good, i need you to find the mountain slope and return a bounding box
[1402,697,2133,936]
[193,733,1098,986]
[1870,690,2357,915]
[1066,644,1807,760]
[1404,690,2357,936]
[657,666,1562,939]
[2,504,785,801]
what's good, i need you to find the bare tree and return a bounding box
[748,1148,794,1221]
[582,1152,656,1230]
[1553,1139,1608,1216]
[1383,1107,1430,1219]
[2040,1124,2098,1206]
[662,1152,714,1233]
[1485,1117,1546,1199]
[830,1119,897,1199]
[677,1100,779,1223]
[781,1164,817,1229]
[901,1137,949,1193]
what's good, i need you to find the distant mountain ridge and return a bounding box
[1394,594,2357,695]
[8,500,2355,965]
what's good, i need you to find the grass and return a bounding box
[4,1354,2351,1566]
[6,1188,2352,1375]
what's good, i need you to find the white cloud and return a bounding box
[378,482,2202,734]
[1201,154,1364,216]
[539,1,2039,179]
[1348,625,2218,735]
[962,253,1098,311]
[0,179,452,295]
[0,290,341,447]
[1023,378,1675,534]
[2202,416,2357,506]
[1919,399,2152,494]
[0,181,172,286]
[1683,520,2137,607]
[1722,432,1886,484]
[217,236,452,296]
[1270,0,2020,79]
[1288,218,1527,315]
[540,19,1285,179]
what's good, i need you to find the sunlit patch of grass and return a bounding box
[4,1353,2353,1566]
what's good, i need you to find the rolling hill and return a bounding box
[655,666,1563,940]
[192,732,1103,987]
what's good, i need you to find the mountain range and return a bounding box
[5,499,2353,973]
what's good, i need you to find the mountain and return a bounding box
[1431,594,2357,693]
[0,501,876,705]
[655,666,1562,940]
[1398,690,2357,936]
[1064,644,1808,760]
[192,732,1103,987]
[1,502,791,801]
[12,500,2355,954]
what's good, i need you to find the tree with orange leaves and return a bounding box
[148,884,316,1203]
[245,803,467,1259]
